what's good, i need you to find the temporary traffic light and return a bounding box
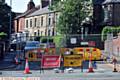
[93,48,96,51]
[79,48,83,52]
[86,48,90,52]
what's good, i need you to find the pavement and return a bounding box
[104,55,120,72]
[0,51,42,71]
[0,67,120,80]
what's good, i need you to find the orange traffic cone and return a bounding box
[15,56,18,65]
[24,58,31,74]
[88,60,94,73]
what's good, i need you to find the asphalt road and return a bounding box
[1,51,120,80]
[0,63,120,80]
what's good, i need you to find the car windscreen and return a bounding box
[25,42,39,47]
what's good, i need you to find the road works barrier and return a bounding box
[25,47,102,61]
[73,47,102,60]
[63,54,83,67]
[25,48,56,61]
[41,55,61,68]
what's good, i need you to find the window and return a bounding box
[26,20,28,28]
[37,18,40,27]
[34,32,37,36]
[34,18,37,27]
[56,14,59,22]
[104,4,113,23]
[45,29,47,36]
[38,30,40,36]
[52,28,55,36]
[41,16,43,26]
[26,32,29,37]
[48,30,51,36]
[52,17,55,24]
[48,18,51,26]
[30,19,32,27]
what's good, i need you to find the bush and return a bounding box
[101,26,120,41]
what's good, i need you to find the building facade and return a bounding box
[25,6,59,37]
[103,0,120,26]
[104,33,120,57]
[92,0,105,34]
[14,0,39,33]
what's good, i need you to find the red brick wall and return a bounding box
[18,18,25,32]
[14,17,25,33]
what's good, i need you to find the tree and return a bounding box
[0,32,7,40]
[49,0,62,10]
[0,3,11,39]
[51,0,93,34]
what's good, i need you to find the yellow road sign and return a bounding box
[26,50,37,61]
[64,54,83,67]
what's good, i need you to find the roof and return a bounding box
[103,0,120,4]
[93,0,105,5]
[26,6,53,17]
[15,7,39,19]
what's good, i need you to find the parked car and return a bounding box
[24,41,40,51]
[24,41,41,59]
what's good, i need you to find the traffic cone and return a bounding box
[88,60,94,73]
[14,56,18,65]
[24,58,31,74]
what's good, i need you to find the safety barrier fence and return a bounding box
[22,47,102,62]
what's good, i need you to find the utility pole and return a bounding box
[47,0,52,48]
[9,0,12,39]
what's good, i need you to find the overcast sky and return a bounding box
[6,0,40,13]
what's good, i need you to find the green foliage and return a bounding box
[0,32,7,36]
[49,0,62,11]
[39,35,65,47]
[40,37,53,43]
[53,35,65,47]
[101,26,120,41]
[54,0,92,34]
[0,32,7,40]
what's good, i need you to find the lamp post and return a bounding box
[81,27,84,40]
[47,0,52,48]
[9,0,12,39]
[81,20,85,40]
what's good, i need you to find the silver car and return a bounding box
[24,41,40,51]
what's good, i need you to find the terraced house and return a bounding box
[14,0,59,40]
[25,6,59,37]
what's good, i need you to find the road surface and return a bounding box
[0,62,120,80]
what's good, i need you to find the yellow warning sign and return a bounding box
[26,50,37,61]
[64,54,83,67]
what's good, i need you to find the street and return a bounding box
[0,62,120,80]
[0,51,120,80]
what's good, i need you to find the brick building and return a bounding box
[14,0,39,33]
[103,0,120,26]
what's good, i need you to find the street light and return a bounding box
[9,0,12,37]
[46,0,52,48]
[81,20,85,40]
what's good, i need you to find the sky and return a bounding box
[6,0,40,13]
